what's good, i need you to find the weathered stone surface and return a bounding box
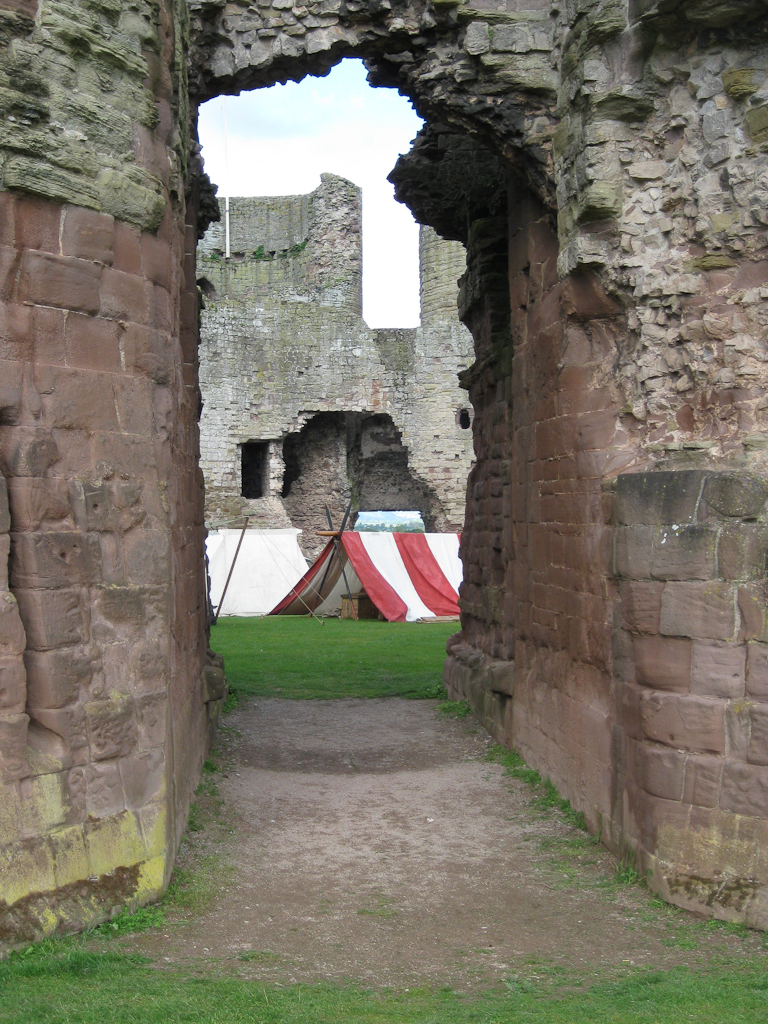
[659,583,736,641]
[633,635,691,692]
[85,697,139,762]
[690,643,746,699]
[640,692,726,753]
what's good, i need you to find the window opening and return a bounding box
[458,409,471,429]
[241,441,268,498]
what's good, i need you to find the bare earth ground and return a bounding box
[128,698,766,990]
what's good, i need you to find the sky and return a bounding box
[197,60,424,327]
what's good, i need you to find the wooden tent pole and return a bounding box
[213,516,249,624]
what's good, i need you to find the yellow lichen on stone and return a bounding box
[50,825,89,889]
[136,855,167,903]
[84,811,145,877]
[0,840,56,907]
[0,782,20,845]
[19,772,68,837]
[138,801,168,859]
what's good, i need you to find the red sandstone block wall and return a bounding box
[0,185,211,939]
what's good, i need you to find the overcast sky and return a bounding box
[197,59,424,327]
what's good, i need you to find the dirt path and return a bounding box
[130,698,764,990]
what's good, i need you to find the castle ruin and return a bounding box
[1,0,768,942]
[197,176,474,555]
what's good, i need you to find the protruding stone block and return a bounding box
[703,473,768,519]
[19,771,69,838]
[635,742,686,800]
[83,811,145,876]
[24,646,97,710]
[748,705,768,767]
[683,754,723,808]
[29,707,88,764]
[641,692,725,753]
[10,531,102,590]
[615,471,704,526]
[747,642,768,698]
[620,580,664,634]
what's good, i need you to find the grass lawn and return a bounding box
[210,615,459,700]
[2,946,768,1023]
[4,616,768,1022]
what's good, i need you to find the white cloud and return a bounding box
[197,59,424,327]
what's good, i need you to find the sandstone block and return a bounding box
[99,267,150,323]
[10,531,102,589]
[0,656,26,713]
[91,586,168,644]
[138,801,168,859]
[6,428,59,477]
[64,312,121,372]
[136,692,167,748]
[35,365,119,432]
[720,762,768,818]
[85,761,126,817]
[0,713,29,781]
[634,635,691,691]
[17,251,101,314]
[15,589,87,651]
[61,208,115,266]
[660,582,736,640]
[26,722,72,776]
[132,638,169,694]
[0,836,56,907]
[7,477,72,532]
[635,741,686,800]
[748,705,768,766]
[738,585,768,642]
[24,646,97,710]
[641,692,725,753]
[85,696,138,761]
[0,781,20,845]
[202,663,226,703]
[0,593,26,655]
[15,195,61,254]
[29,707,88,764]
[747,642,768,698]
[119,748,165,810]
[703,473,768,519]
[19,771,69,837]
[140,235,172,290]
[683,754,723,808]
[615,471,704,526]
[121,529,170,586]
[614,526,653,578]
[690,642,746,698]
[651,526,717,581]
[718,524,768,581]
[83,810,145,877]
[113,222,143,275]
[49,825,89,889]
[464,20,490,54]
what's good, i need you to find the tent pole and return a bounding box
[213,515,249,624]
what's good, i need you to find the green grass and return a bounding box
[2,956,768,1023]
[487,745,588,832]
[210,616,457,701]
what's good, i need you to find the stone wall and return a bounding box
[197,177,475,553]
[2,0,768,942]
[0,2,217,944]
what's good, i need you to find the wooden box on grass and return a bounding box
[341,594,382,620]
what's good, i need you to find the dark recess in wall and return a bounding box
[242,441,268,498]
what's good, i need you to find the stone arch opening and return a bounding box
[3,0,768,945]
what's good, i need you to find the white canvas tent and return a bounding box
[206,528,308,617]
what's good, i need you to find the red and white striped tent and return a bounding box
[270,532,462,622]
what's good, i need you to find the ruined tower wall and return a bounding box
[197,179,474,546]
[0,1,215,942]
